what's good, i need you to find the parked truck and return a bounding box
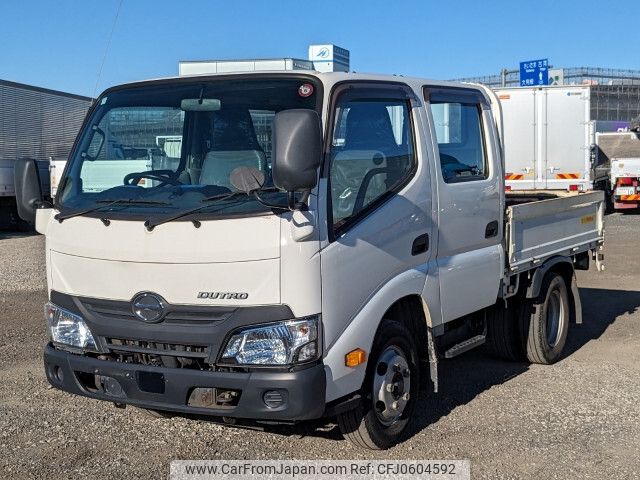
[496,85,630,193]
[0,79,91,229]
[16,72,604,449]
[595,126,640,210]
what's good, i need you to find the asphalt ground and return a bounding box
[0,213,638,479]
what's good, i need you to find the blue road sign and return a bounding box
[520,59,549,86]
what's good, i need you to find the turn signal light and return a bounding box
[345,348,366,367]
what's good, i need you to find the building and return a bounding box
[179,44,350,76]
[453,67,640,123]
[454,66,640,88]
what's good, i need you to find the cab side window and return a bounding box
[329,95,415,230]
[430,100,487,183]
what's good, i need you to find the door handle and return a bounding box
[485,220,499,238]
[411,233,429,255]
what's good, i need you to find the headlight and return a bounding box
[219,316,319,366]
[45,302,98,353]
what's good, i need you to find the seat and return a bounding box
[342,103,400,153]
[198,109,266,189]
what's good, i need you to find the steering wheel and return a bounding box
[123,170,183,187]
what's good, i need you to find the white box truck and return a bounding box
[496,85,622,193]
[16,72,604,449]
[0,79,91,229]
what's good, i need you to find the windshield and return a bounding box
[58,77,321,219]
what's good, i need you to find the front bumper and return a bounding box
[44,343,326,421]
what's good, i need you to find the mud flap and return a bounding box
[427,327,438,393]
[570,273,583,324]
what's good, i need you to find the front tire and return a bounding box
[337,320,419,450]
[523,272,570,364]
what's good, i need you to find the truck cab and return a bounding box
[24,72,604,449]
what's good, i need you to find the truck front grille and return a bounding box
[80,298,236,325]
[104,338,211,369]
[105,338,209,358]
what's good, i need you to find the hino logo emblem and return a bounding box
[197,292,249,300]
[131,292,166,323]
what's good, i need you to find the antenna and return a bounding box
[92,0,124,98]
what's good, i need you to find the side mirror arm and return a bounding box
[287,191,309,211]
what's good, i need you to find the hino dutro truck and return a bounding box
[15,71,605,450]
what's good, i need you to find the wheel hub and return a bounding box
[372,346,411,426]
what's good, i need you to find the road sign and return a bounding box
[520,59,549,86]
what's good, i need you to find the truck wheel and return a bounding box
[523,272,570,364]
[337,320,419,450]
[485,302,524,361]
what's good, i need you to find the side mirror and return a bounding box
[14,158,43,224]
[272,109,322,193]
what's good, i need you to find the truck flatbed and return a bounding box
[505,191,605,273]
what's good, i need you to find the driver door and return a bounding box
[319,83,433,349]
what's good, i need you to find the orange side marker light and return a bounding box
[345,348,367,367]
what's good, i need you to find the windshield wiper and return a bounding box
[55,198,170,223]
[144,187,281,231]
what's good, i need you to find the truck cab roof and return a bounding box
[101,70,483,97]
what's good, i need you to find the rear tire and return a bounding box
[337,320,419,450]
[522,272,570,364]
[485,302,524,361]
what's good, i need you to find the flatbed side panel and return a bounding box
[506,191,604,271]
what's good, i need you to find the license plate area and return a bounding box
[136,371,165,394]
[615,186,635,196]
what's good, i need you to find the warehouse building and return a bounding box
[454,67,640,122]
[179,44,350,76]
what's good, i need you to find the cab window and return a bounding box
[429,96,488,183]
[328,91,415,231]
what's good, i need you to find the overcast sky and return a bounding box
[1,0,637,96]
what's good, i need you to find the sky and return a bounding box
[1,0,637,97]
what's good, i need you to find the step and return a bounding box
[444,334,486,359]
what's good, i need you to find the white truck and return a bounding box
[0,79,91,229]
[497,85,624,193]
[595,129,640,210]
[16,72,604,450]
[1,155,49,230]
